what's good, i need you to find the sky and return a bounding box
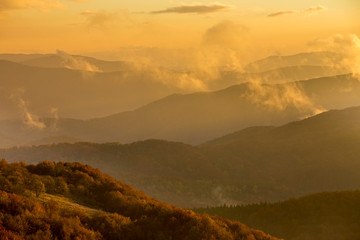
[0,0,359,62]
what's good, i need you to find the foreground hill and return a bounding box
[0,160,278,240]
[2,106,360,207]
[195,191,360,240]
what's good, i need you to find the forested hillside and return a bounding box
[0,160,278,240]
[195,191,360,240]
[0,140,221,207]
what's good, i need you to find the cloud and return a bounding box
[307,34,360,78]
[267,11,296,18]
[80,10,117,29]
[212,186,240,206]
[151,3,231,14]
[56,50,101,72]
[132,64,209,91]
[245,81,325,117]
[113,21,251,91]
[203,20,249,49]
[0,0,62,11]
[305,5,328,13]
[10,90,46,130]
[268,4,328,17]
[49,107,59,131]
[0,0,89,12]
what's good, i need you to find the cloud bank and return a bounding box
[268,4,327,17]
[305,5,328,14]
[56,50,101,72]
[113,21,251,91]
[151,3,231,14]
[268,11,296,18]
[80,10,116,29]
[0,0,88,12]
[245,81,325,117]
[203,20,249,48]
[308,34,360,78]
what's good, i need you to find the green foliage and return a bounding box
[0,160,278,240]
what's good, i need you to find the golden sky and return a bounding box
[0,0,359,62]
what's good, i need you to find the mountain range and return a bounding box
[0,51,347,121]
[0,70,359,147]
[2,105,360,207]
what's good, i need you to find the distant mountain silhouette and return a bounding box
[210,65,347,89]
[0,60,178,120]
[0,52,349,121]
[0,53,134,72]
[244,51,343,72]
[0,53,48,62]
[28,135,83,146]
[21,54,135,72]
[1,51,344,74]
[53,74,360,144]
[1,72,359,147]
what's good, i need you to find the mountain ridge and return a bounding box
[2,105,360,207]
